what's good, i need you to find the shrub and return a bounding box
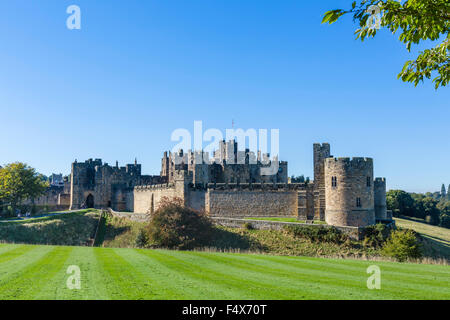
[439,213,450,228]
[135,228,149,248]
[284,225,348,244]
[243,222,254,230]
[381,229,422,262]
[146,197,214,250]
[362,224,391,248]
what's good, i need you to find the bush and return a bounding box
[381,229,422,262]
[439,213,450,228]
[146,197,214,250]
[362,224,391,248]
[243,222,254,230]
[135,228,149,248]
[284,225,348,244]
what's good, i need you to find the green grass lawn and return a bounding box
[244,217,326,224]
[0,243,448,300]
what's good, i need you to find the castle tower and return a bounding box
[324,157,375,227]
[313,143,331,220]
[161,151,170,178]
[374,178,387,220]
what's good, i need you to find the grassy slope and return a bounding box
[0,211,100,246]
[102,217,380,257]
[0,243,448,300]
[244,217,326,224]
[395,217,450,259]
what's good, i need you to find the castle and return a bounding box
[68,142,389,228]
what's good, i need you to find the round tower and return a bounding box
[324,157,375,227]
[374,177,387,220]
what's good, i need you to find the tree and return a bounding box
[437,201,450,228]
[322,0,449,89]
[381,229,422,262]
[146,197,213,249]
[386,190,415,216]
[0,163,48,215]
[441,184,447,198]
[421,197,440,225]
[291,175,305,183]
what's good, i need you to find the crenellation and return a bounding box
[66,141,387,228]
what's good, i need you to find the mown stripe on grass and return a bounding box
[0,246,72,300]
[34,246,110,300]
[0,244,22,256]
[164,250,368,300]
[254,255,450,299]
[0,246,55,292]
[137,249,308,299]
[119,248,247,299]
[0,245,37,264]
[94,247,184,299]
[212,253,450,299]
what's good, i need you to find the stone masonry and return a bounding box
[67,141,388,228]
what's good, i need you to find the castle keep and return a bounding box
[69,158,162,211]
[69,142,389,228]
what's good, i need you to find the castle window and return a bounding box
[366,176,371,187]
[356,197,362,208]
[331,176,337,187]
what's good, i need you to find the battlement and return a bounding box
[313,143,330,149]
[186,182,310,191]
[375,177,386,183]
[325,157,373,168]
[135,183,175,192]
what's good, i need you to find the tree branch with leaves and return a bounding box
[322,0,449,89]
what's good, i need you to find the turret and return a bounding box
[324,157,375,227]
[374,177,387,220]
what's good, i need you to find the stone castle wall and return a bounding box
[134,184,181,214]
[324,157,375,227]
[205,189,298,217]
[67,143,387,229]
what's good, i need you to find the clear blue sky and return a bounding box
[0,0,448,193]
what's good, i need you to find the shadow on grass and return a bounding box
[0,212,100,246]
[420,235,450,260]
[208,227,267,252]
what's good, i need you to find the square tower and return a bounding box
[313,143,331,220]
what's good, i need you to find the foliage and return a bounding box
[387,190,415,216]
[284,225,348,244]
[362,223,391,248]
[0,163,48,215]
[322,0,449,89]
[146,197,214,250]
[388,189,450,228]
[382,229,423,262]
[135,228,149,248]
[243,222,254,230]
[290,175,310,183]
